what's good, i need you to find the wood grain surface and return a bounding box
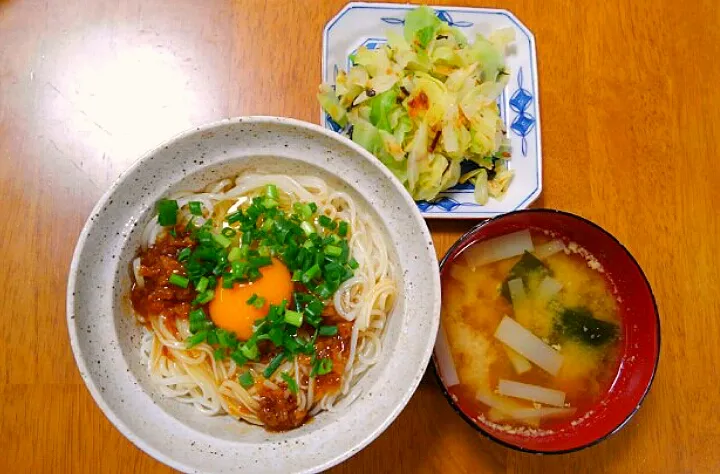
[1,0,719,472]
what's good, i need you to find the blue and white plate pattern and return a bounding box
[322,2,542,219]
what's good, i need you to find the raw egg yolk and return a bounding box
[209,258,293,340]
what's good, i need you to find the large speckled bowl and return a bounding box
[67,117,440,473]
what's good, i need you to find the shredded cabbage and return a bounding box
[319,5,515,203]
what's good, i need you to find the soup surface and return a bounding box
[441,230,622,434]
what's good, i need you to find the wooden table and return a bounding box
[2,0,718,472]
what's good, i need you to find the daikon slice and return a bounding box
[464,230,534,268]
[506,407,577,421]
[534,239,566,259]
[498,379,566,407]
[434,323,460,387]
[537,276,563,300]
[507,278,526,305]
[502,345,532,374]
[494,316,563,375]
[487,407,540,427]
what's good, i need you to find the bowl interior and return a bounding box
[68,117,440,473]
[433,209,660,453]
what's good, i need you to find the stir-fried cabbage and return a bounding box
[318,6,515,203]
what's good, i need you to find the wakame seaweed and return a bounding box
[557,307,618,346]
[500,251,550,300]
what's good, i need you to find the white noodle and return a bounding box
[133,174,397,428]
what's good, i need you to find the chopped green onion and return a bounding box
[262,197,279,208]
[348,258,359,270]
[240,342,258,360]
[238,372,254,388]
[309,202,318,213]
[228,247,242,262]
[249,256,272,267]
[177,247,192,262]
[317,357,333,376]
[324,245,342,257]
[213,348,226,360]
[157,199,179,226]
[189,319,212,333]
[189,308,206,322]
[195,276,209,293]
[212,233,232,248]
[284,310,303,327]
[263,353,285,377]
[338,221,348,237]
[186,330,208,348]
[194,289,215,305]
[230,350,247,366]
[318,215,332,228]
[188,201,203,216]
[221,227,237,238]
[245,293,265,308]
[222,277,234,289]
[281,372,298,394]
[268,326,284,346]
[227,211,243,224]
[266,184,279,199]
[316,283,332,300]
[300,221,315,237]
[291,270,302,282]
[206,330,219,345]
[301,264,321,284]
[319,325,338,337]
[168,273,189,288]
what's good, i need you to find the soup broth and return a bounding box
[441,230,622,433]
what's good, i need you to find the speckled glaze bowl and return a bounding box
[67,117,441,473]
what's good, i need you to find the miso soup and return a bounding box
[440,229,622,434]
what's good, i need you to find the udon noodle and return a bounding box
[131,174,397,428]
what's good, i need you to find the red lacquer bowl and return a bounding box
[433,209,660,454]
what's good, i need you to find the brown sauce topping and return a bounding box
[130,232,196,324]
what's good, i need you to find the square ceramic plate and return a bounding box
[321,2,542,219]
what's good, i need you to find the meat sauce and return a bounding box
[130,232,355,432]
[130,232,196,329]
[257,315,353,431]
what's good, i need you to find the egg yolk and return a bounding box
[209,258,293,340]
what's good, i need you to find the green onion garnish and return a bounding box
[318,215,332,228]
[168,273,189,288]
[186,330,208,347]
[188,201,203,216]
[263,353,285,378]
[284,310,303,327]
[194,289,215,305]
[213,348,226,360]
[212,233,232,248]
[318,325,338,337]
[316,357,333,376]
[195,276,209,293]
[338,221,348,237]
[281,372,298,394]
[348,258,359,269]
[300,221,315,237]
[227,211,243,224]
[157,199,179,226]
[230,350,247,366]
[266,184,279,199]
[228,247,242,262]
[177,247,192,262]
[324,245,342,257]
[189,308,206,322]
[221,227,237,238]
[240,342,258,360]
[238,372,254,388]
